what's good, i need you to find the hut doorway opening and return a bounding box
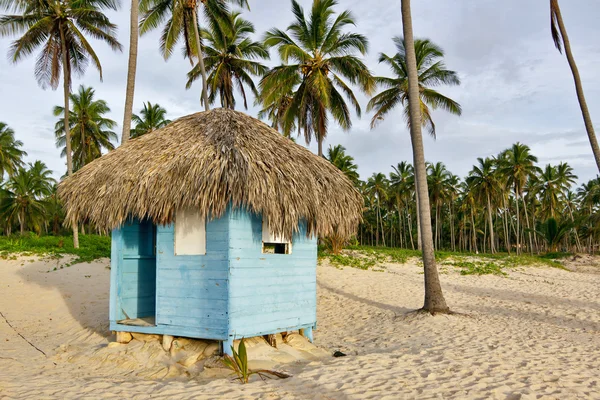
[116,219,157,327]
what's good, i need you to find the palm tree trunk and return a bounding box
[502,196,511,254]
[59,24,79,249]
[450,201,455,251]
[514,190,521,255]
[522,194,534,255]
[19,209,24,235]
[415,188,422,250]
[471,207,478,253]
[487,192,496,253]
[192,7,210,111]
[407,208,415,250]
[552,0,600,172]
[121,0,139,144]
[402,0,449,313]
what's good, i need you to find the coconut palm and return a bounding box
[0,162,54,235]
[401,0,449,313]
[0,122,27,178]
[466,157,500,253]
[550,0,600,172]
[427,162,452,250]
[389,161,415,249]
[365,173,389,247]
[1,0,122,247]
[327,145,359,185]
[259,0,374,157]
[257,80,298,137]
[140,0,248,110]
[533,217,574,253]
[131,102,171,138]
[497,143,541,254]
[0,0,121,177]
[54,85,117,171]
[367,37,461,135]
[186,11,268,109]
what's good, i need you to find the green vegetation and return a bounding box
[222,337,290,384]
[0,234,111,265]
[319,245,567,274]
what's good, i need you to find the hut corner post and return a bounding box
[222,337,235,357]
[300,327,314,343]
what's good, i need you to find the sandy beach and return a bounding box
[1,255,599,399]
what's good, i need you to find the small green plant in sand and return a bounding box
[222,338,291,384]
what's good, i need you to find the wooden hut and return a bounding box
[58,109,363,355]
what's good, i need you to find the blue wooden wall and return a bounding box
[227,209,318,338]
[154,213,230,340]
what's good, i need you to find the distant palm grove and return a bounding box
[0,0,598,257]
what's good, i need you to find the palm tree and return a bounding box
[327,145,359,185]
[401,0,449,313]
[367,37,461,134]
[533,217,573,253]
[550,0,600,172]
[0,162,54,235]
[259,0,374,157]
[427,162,452,250]
[365,173,389,247]
[54,85,117,171]
[466,157,499,253]
[497,143,541,254]
[186,10,268,109]
[140,0,248,110]
[389,162,415,249]
[121,0,140,144]
[0,122,27,178]
[257,80,298,137]
[367,35,461,251]
[131,102,171,138]
[1,0,122,248]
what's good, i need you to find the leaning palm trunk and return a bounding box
[551,0,600,172]
[121,0,139,144]
[486,192,495,253]
[522,194,534,255]
[401,0,449,313]
[59,24,79,248]
[192,6,210,111]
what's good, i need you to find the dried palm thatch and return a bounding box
[58,108,363,238]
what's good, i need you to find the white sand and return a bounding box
[1,255,600,399]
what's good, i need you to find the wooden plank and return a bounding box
[157,296,227,309]
[158,306,227,320]
[230,300,315,315]
[155,269,228,280]
[110,321,228,340]
[228,267,317,279]
[157,316,229,329]
[157,290,227,301]
[229,275,316,288]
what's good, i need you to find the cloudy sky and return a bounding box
[1,0,599,185]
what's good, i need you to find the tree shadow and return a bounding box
[318,281,412,317]
[17,256,112,338]
[445,282,600,311]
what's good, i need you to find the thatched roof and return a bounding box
[58,108,363,238]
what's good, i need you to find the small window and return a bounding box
[262,218,291,254]
[175,208,206,255]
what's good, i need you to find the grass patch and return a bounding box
[321,245,568,273]
[0,234,111,265]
